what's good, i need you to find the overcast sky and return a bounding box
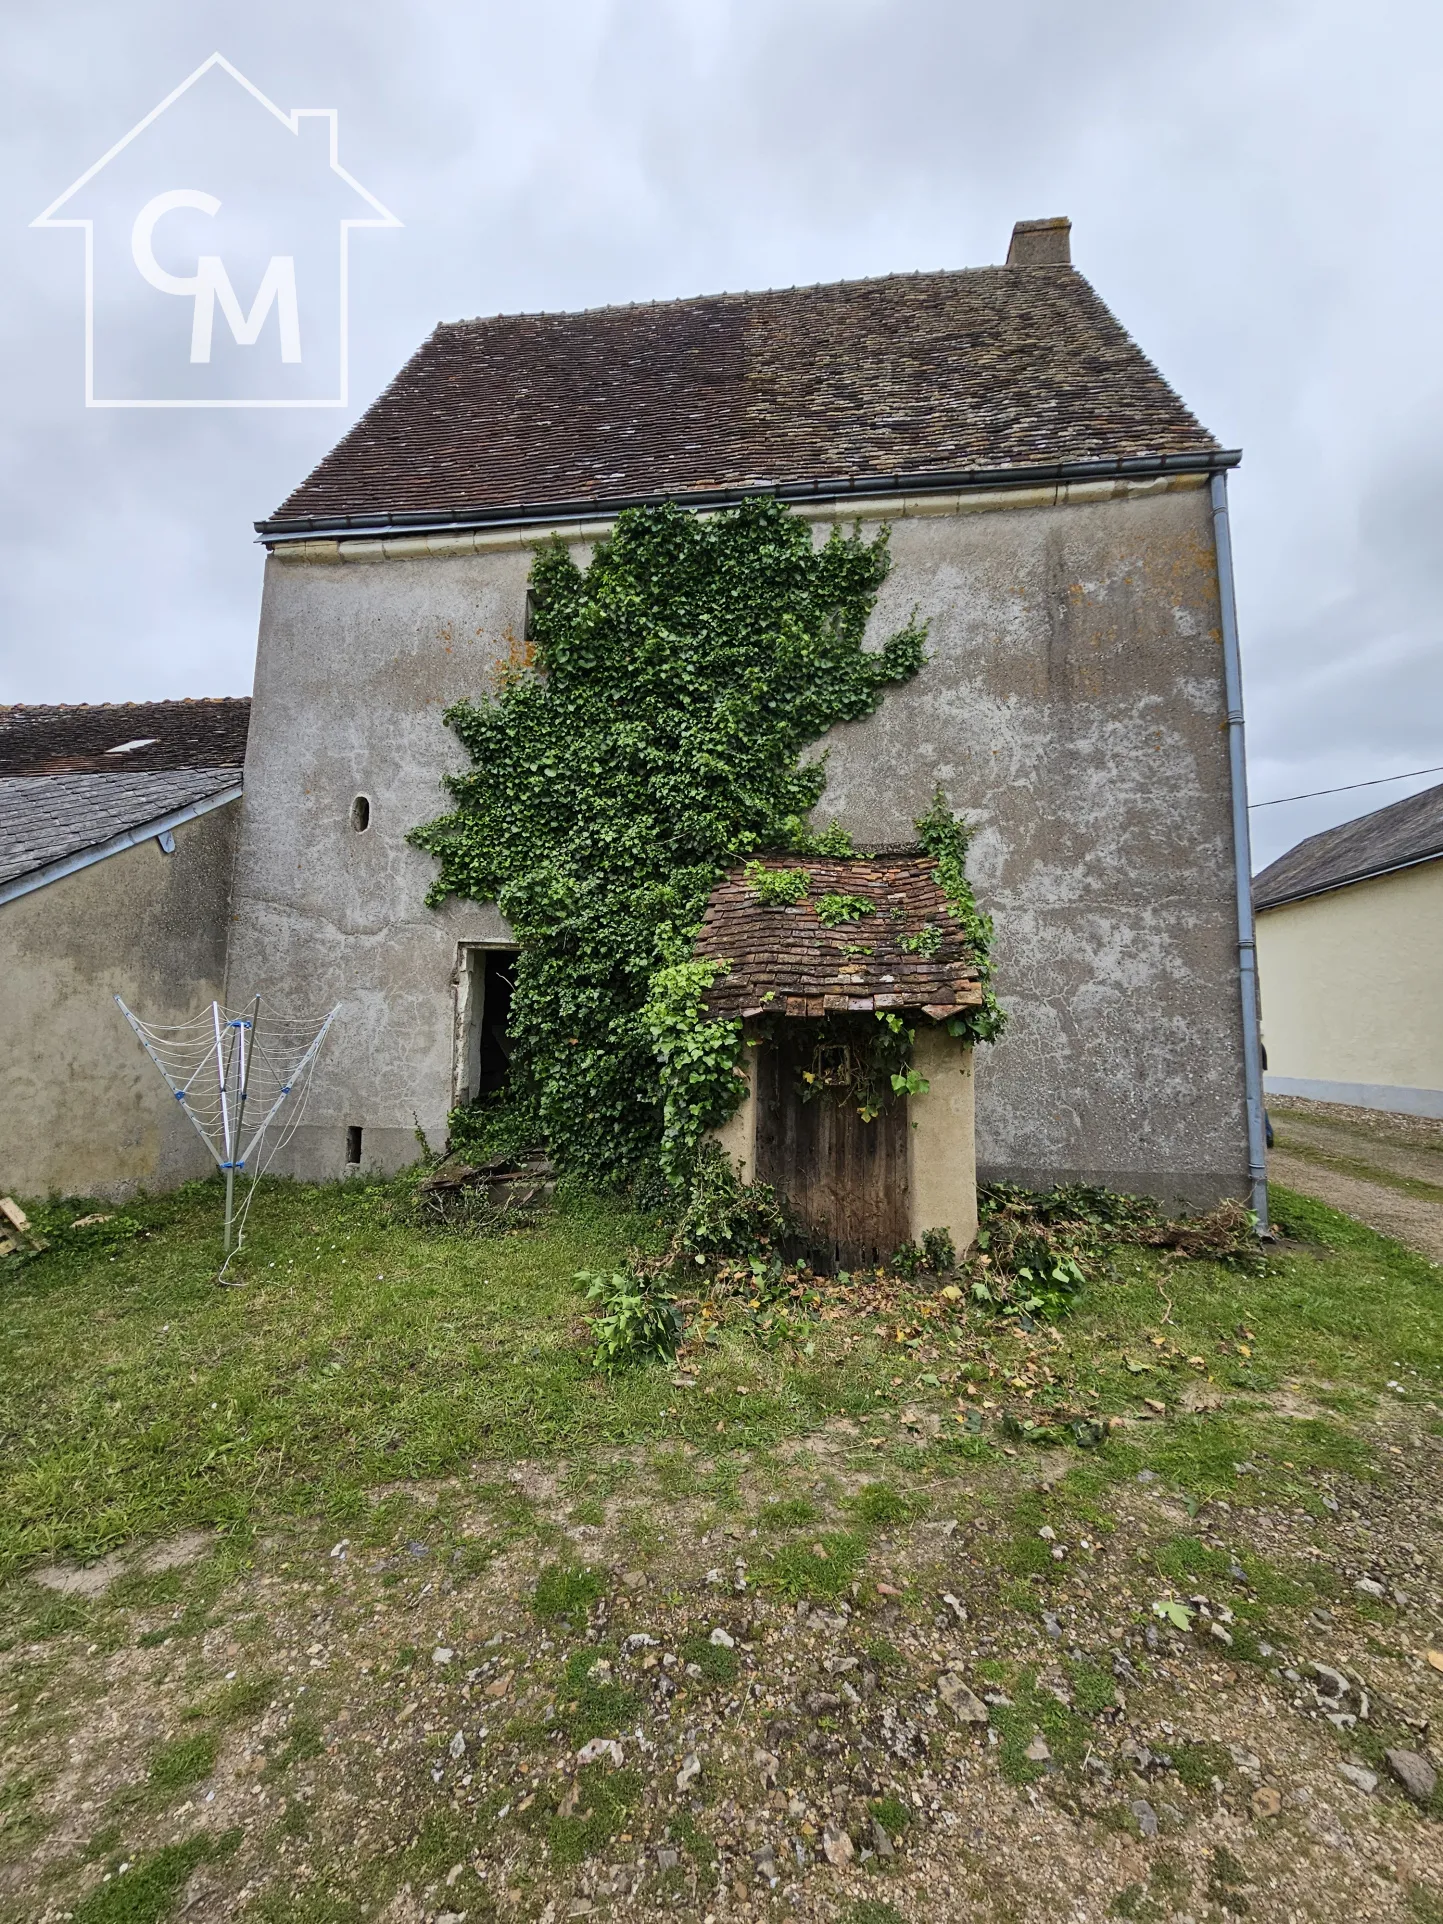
[3,0,1440,868]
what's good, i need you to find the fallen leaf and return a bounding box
[1151,1599,1194,1630]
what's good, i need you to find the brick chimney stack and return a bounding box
[1006,217,1072,266]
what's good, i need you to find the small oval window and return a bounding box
[350,795,371,833]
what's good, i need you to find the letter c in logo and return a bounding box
[131,190,221,295]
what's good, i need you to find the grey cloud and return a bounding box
[1,0,1439,883]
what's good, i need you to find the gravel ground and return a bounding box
[8,1396,1443,1924]
[1269,1101,1443,1265]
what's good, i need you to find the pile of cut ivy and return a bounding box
[579,1171,1263,1374]
[413,497,1003,1187]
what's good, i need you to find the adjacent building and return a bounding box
[1255,780,1443,1119]
[0,700,248,1197]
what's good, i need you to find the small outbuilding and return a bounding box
[0,700,248,1198]
[694,853,983,1269]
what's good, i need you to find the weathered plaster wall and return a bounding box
[0,803,239,1199]
[813,480,1248,1203]
[226,554,518,1180]
[236,477,1248,1200]
[1257,860,1443,1113]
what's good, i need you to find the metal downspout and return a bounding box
[1210,471,1269,1227]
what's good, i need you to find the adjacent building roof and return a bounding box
[693,855,984,1020]
[0,700,249,901]
[0,698,250,776]
[1253,779,1443,911]
[259,256,1226,538]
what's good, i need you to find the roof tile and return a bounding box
[694,855,983,1019]
[1253,778,1443,910]
[0,768,241,888]
[0,699,250,777]
[261,267,1217,534]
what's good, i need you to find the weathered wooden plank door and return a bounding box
[753,1029,910,1272]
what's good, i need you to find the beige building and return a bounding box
[0,701,248,1198]
[1255,780,1443,1118]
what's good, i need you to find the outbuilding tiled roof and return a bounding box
[1253,779,1443,911]
[260,263,1223,536]
[0,769,241,889]
[694,855,984,1020]
[0,698,250,777]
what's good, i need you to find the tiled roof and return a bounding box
[260,265,1222,535]
[1253,779,1443,911]
[0,698,250,777]
[694,855,984,1020]
[0,769,241,889]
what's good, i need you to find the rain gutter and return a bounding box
[1210,471,1268,1227]
[0,783,243,908]
[256,448,1242,545]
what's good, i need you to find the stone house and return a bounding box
[1255,780,1443,1119]
[0,700,248,1197]
[229,215,1265,1214]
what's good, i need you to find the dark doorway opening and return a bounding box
[456,946,519,1110]
[476,950,516,1096]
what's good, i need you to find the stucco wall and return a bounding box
[906,1028,977,1254]
[225,550,519,1180]
[0,802,239,1199]
[1257,860,1443,1111]
[811,481,1246,1202]
[234,477,1249,1201]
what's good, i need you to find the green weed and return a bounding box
[146,1733,218,1793]
[533,1563,605,1620]
[758,1497,818,1531]
[557,1649,639,1742]
[261,1710,323,1782]
[73,1828,240,1924]
[758,1532,867,1601]
[869,1795,911,1836]
[846,1482,926,1527]
[529,1763,642,1867]
[679,1633,740,1685]
[844,1901,906,1924]
[1171,1740,1232,1791]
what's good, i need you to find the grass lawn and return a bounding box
[4,1174,1440,1578]
[4,1174,1443,1923]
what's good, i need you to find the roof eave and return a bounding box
[255,448,1241,545]
[1254,846,1443,914]
[0,781,243,908]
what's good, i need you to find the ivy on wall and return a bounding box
[412,496,997,1184]
[915,791,1008,1045]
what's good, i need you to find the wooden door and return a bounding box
[753,1028,910,1272]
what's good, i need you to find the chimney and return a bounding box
[1006,217,1072,266]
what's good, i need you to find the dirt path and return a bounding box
[1269,1098,1443,1263]
[12,1414,1443,1924]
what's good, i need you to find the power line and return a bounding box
[1248,763,1443,810]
